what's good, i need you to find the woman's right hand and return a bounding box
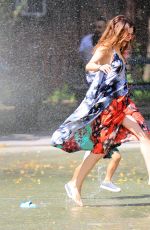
[99,64,112,74]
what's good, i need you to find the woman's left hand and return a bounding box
[99,64,112,74]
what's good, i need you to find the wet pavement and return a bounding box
[0,145,150,230]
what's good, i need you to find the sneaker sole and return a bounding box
[100,185,121,192]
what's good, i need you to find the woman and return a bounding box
[51,15,150,206]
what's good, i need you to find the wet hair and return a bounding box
[95,15,135,53]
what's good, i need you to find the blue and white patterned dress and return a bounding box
[51,52,149,156]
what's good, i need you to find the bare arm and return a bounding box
[85,47,112,74]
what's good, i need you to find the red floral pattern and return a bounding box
[61,137,80,153]
[91,96,149,155]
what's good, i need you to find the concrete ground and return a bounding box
[0,131,150,229]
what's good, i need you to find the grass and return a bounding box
[132,89,150,104]
[43,85,76,105]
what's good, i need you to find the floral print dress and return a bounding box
[51,52,149,157]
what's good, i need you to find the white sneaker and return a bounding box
[100,181,121,192]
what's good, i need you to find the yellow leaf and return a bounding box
[119,172,124,177]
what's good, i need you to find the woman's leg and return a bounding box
[122,115,150,184]
[99,152,121,192]
[68,151,121,195]
[71,151,120,183]
[104,152,121,182]
[67,152,103,206]
[70,151,90,186]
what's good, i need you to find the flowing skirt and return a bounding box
[51,56,149,157]
[52,95,149,157]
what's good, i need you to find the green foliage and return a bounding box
[131,41,147,82]
[133,42,142,56]
[132,89,150,104]
[44,85,76,104]
[127,73,134,83]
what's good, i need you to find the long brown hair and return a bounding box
[94,15,135,54]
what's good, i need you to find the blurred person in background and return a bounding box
[79,17,106,64]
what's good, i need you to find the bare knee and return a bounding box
[112,152,121,162]
[123,115,149,142]
[91,152,104,162]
